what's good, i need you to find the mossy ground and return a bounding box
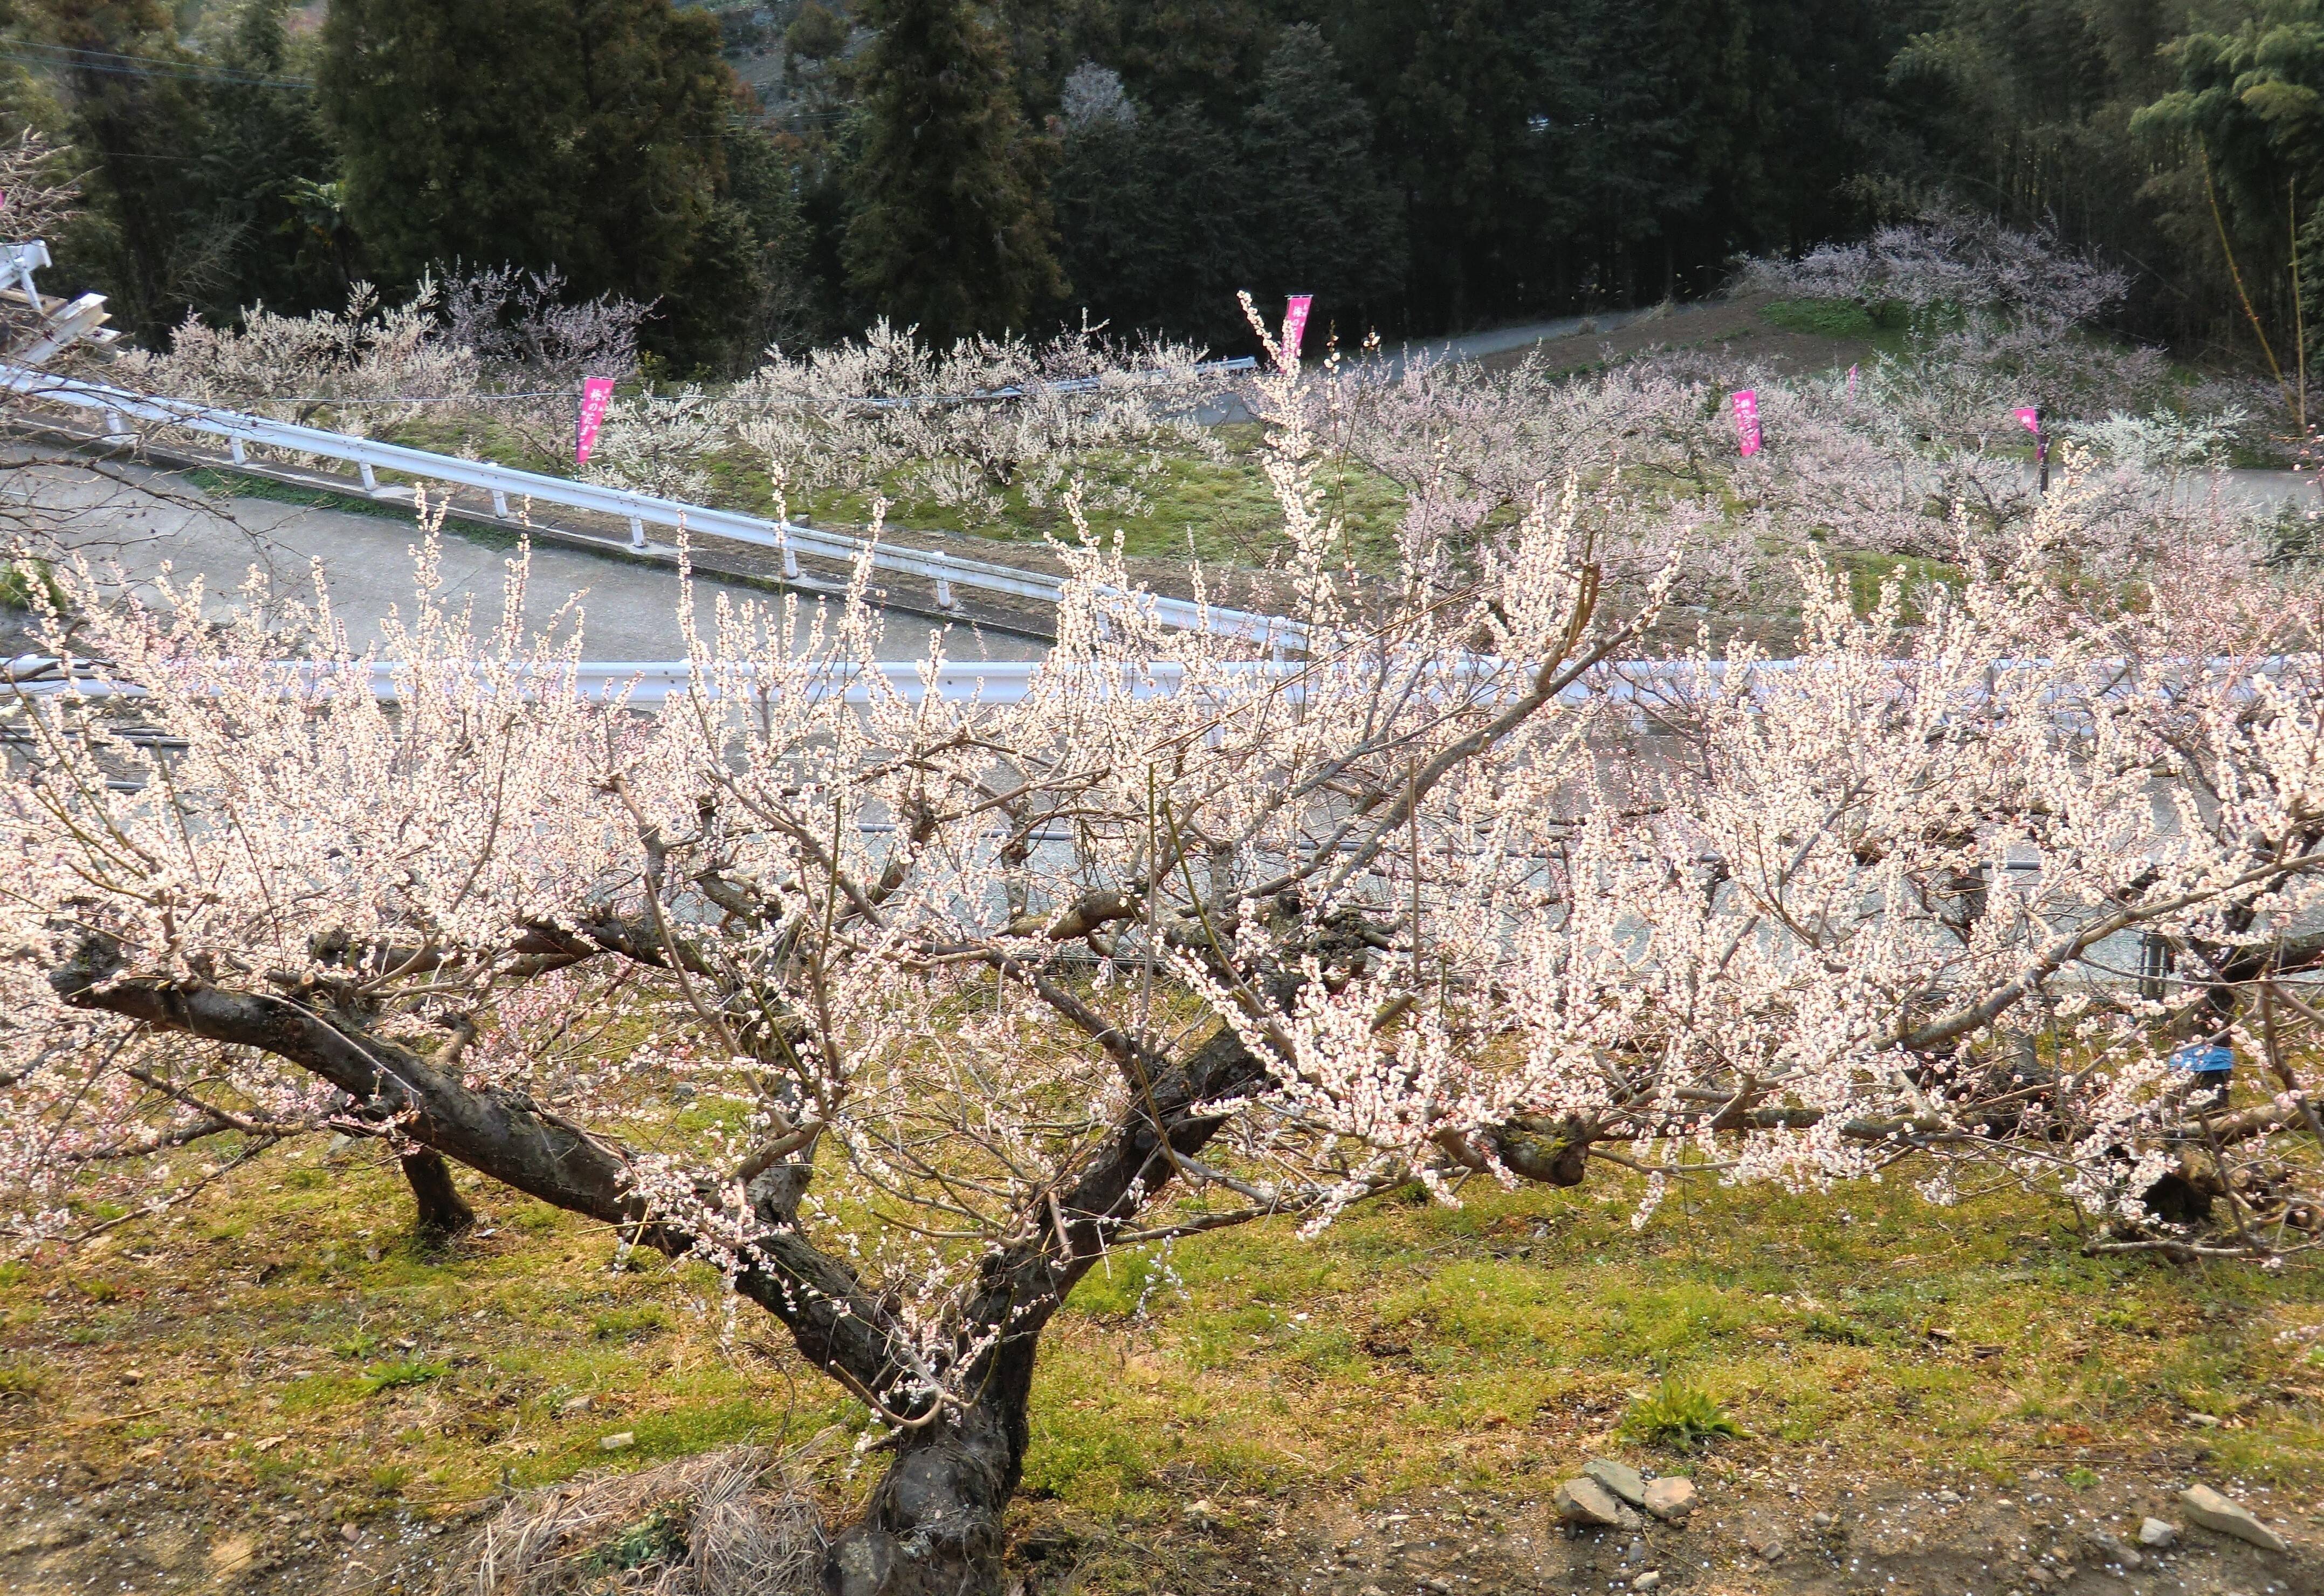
[3,1128,2320,1591]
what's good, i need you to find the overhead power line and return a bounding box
[0,41,314,92]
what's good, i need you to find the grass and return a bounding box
[664,424,1410,571]
[365,410,1409,572]
[4,1126,2318,1577]
[1620,1376,1747,1448]
[1759,297,1923,359]
[356,1358,449,1397]
[0,558,66,612]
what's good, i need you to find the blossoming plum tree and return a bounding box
[4,352,2323,1596]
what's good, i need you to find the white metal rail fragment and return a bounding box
[7,652,2273,708]
[0,362,1301,643]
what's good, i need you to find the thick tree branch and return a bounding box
[46,933,915,1403]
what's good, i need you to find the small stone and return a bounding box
[1641,1477,1697,1522]
[1623,1536,1645,1564]
[1555,1476,1639,1529]
[1743,1522,1787,1563]
[118,1369,142,1386]
[1935,1489,1964,1504]
[1634,1573,1661,1591]
[339,1523,360,1543]
[560,1395,593,1414]
[2183,1412,2223,1429]
[2179,1484,2288,1552]
[2082,1529,2141,1569]
[2136,1517,2177,1549]
[1811,1511,1835,1528]
[1584,1457,1649,1508]
[599,1431,635,1451]
[1184,1498,1219,1529]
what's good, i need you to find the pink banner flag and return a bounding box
[1281,294,1313,364]
[2014,405,2048,465]
[575,376,615,465]
[1732,389,1762,457]
[1846,364,1858,396]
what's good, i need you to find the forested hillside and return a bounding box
[4,0,2322,373]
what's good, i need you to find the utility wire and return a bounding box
[0,42,314,91]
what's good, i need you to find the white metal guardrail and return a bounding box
[0,652,2094,709]
[9,645,2300,713]
[2,655,1226,708]
[0,362,1301,643]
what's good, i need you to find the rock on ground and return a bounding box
[2179,1484,2290,1553]
[1642,1477,1697,1522]
[1554,1476,1642,1530]
[1582,1458,1648,1508]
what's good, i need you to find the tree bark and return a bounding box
[821,1342,1034,1596]
[398,1147,476,1236]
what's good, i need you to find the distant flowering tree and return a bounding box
[721,318,1228,525]
[7,313,2324,1595]
[119,265,647,450]
[1737,208,2133,327]
[119,279,479,436]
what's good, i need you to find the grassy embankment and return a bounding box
[2,1125,2318,1561]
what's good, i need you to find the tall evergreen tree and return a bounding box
[319,0,735,320]
[1053,67,1246,339]
[190,0,343,317]
[842,0,1062,343]
[20,0,216,338]
[1238,24,1406,333]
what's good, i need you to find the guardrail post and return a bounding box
[490,489,509,518]
[628,516,647,550]
[102,409,124,436]
[935,576,956,610]
[358,461,377,492]
[229,437,245,465]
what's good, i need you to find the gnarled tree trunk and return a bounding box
[398,1147,476,1236]
[822,1342,1034,1596]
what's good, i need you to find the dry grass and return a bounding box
[448,1443,821,1596]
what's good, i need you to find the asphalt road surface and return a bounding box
[1,455,1046,663]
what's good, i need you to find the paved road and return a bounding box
[1380,306,1656,373]
[9,441,2306,674]
[2,457,1044,663]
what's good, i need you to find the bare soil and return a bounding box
[5,1443,2316,1594]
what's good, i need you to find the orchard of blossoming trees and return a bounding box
[7,251,2324,1590]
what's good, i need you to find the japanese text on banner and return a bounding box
[575,377,615,465]
[1731,389,1762,457]
[1281,295,1313,365]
